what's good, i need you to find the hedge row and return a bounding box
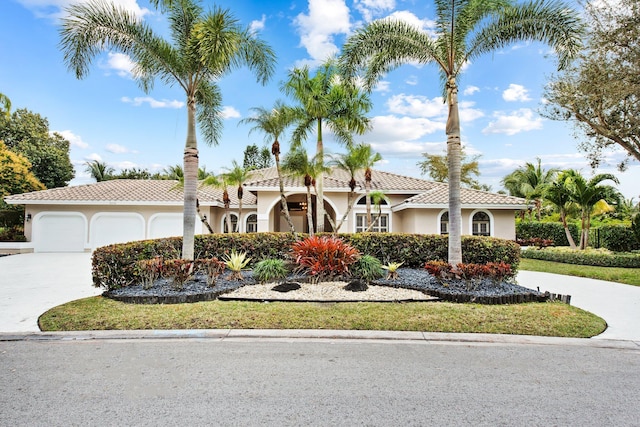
[589,225,640,252]
[521,247,640,268]
[92,232,521,291]
[516,222,579,247]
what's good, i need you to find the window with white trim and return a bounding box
[355,213,388,232]
[245,214,257,233]
[472,211,490,236]
[223,214,238,233]
[440,211,449,235]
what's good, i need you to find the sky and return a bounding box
[1,0,638,199]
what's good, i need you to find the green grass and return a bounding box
[520,258,640,287]
[39,296,605,338]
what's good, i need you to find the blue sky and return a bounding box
[2,0,638,199]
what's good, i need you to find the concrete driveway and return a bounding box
[0,253,102,332]
[1,253,640,341]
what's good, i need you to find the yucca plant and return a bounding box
[382,261,404,280]
[223,250,251,280]
[252,258,289,284]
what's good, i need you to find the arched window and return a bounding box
[440,211,449,235]
[472,211,491,236]
[245,214,258,233]
[222,214,238,233]
[354,195,390,232]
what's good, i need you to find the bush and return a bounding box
[424,261,514,281]
[194,257,226,286]
[521,247,640,268]
[590,225,640,252]
[0,225,26,242]
[516,221,579,247]
[291,235,360,281]
[253,258,289,284]
[162,259,193,290]
[351,255,384,282]
[136,257,163,289]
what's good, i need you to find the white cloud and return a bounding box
[405,76,418,86]
[370,140,445,157]
[373,80,391,93]
[121,96,184,109]
[386,94,484,122]
[102,52,136,78]
[367,115,445,143]
[502,84,531,102]
[482,109,543,136]
[355,0,395,22]
[106,143,135,154]
[54,130,88,149]
[221,106,241,119]
[294,0,351,64]
[250,14,266,33]
[18,0,150,20]
[112,160,138,170]
[84,153,102,162]
[463,85,480,96]
[384,11,435,34]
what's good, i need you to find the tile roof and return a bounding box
[394,183,528,208]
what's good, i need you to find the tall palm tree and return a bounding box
[340,0,583,265]
[85,160,114,182]
[201,173,234,233]
[59,0,275,259]
[357,144,383,229]
[329,146,366,232]
[365,190,387,232]
[281,148,328,236]
[282,58,371,233]
[544,171,577,249]
[563,169,621,249]
[239,101,296,234]
[223,160,250,232]
[166,163,215,233]
[502,158,559,220]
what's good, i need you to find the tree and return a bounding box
[282,58,371,233]
[562,169,621,249]
[543,0,640,169]
[239,101,296,234]
[418,150,489,191]
[0,108,75,188]
[223,160,250,232]
[340,0,583,265]
[281,148,328,236]
[242,144,273,170]
[85,160,115,182]
[365,190,387,232]
[0,92,11,119]
[201,173,234,233]
[544,171,577,249]
[502,158,559,220]
[60,0,275,260]
[0,141,46,227]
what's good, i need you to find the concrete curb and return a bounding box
[1,329,638,350]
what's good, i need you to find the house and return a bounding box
[3,167,528,253]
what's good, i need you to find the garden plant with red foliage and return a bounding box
[291,235,361,282]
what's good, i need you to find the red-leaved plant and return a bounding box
[194,257,226,287]
[424,261,513,282]
[291,235,361,282]
[163,259,194,290]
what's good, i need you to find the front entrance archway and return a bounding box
[272,194,336,233]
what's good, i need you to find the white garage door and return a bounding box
[148,213,183,239]
[33,212,87,253]
[90,213,145,250]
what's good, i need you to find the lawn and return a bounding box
[39,296,605,338]
[520,258,640,287]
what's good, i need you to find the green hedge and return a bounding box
[92,232,521,291]
[589,225,640,252]
[521,247,640,268]
[516,221,579,247]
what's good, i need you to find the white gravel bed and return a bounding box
[222,281,438,302]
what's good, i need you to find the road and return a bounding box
[1,336,639,426]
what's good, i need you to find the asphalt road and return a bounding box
[1,337,639,426]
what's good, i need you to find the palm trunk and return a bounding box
[305,186,314,236]
[580,211,588,250]
[334,190,355,233]
[182,96,198,260]
[237,186,243,233]
[560,211,576,249]
[365,207,382,232]
[196,199,214,234]
[315,118,325,233]
[273,140,296,235]
[446,79,463,265]
[365,169,372,229]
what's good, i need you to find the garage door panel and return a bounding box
[148,213,183,239]
[90,213,145,249]
[34,213,86,253]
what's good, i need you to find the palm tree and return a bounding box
[356,144,383,229]
[85,160,114,182]
[240,101,296,234]
[200,173,235,233]
[544,171,577,249]
[282,58,371,233]
[281,148,328,236]
[60,0,275,260]
[562,170,621,249]
[502,158,559,220]
[340,0,583,265]
[365,190,387,232]
[223,160,250,232]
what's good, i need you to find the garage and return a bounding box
[33,212,87,253]
[90,212,145,250]
[148,213,183,239]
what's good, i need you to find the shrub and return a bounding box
[291,235,360,282]
[381,261,403,280]
[136,257,163,289]
[521,247,640,268]
[516,221,579,247]
[0,226,26,242]
[425,260,514,282]
[590,225,640,252]
[223,251,251,281]
[194,257,226,287]
[351,255,384,282]
[253,259,289,284]
[162,259,193,290]
[633,215,640,245]
[516,237,554,248]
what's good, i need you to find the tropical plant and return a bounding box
[365,190,387,232]
[0,92,11,119]
[291,235,361,282]
[339,0,583,265]
[281,148,329,236]
[252,258,289,284]
[223,160,250,232]
[223,250,251,280]
[382,261,404,280]
[136,257,164,289]
[167,164,214,233]
[358,144,382,228]
[194,257,226,286]
[162,259,194,290]
[418,150,489,191]
[240,101,296,234]
[200,173,234,233]
[351,254,384,282]
[561,169,621,249]
[59,0,275,260]
[242,144,273,170]
[502,158,559,220]
[282,58,371,233]
[544,171,577,249]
